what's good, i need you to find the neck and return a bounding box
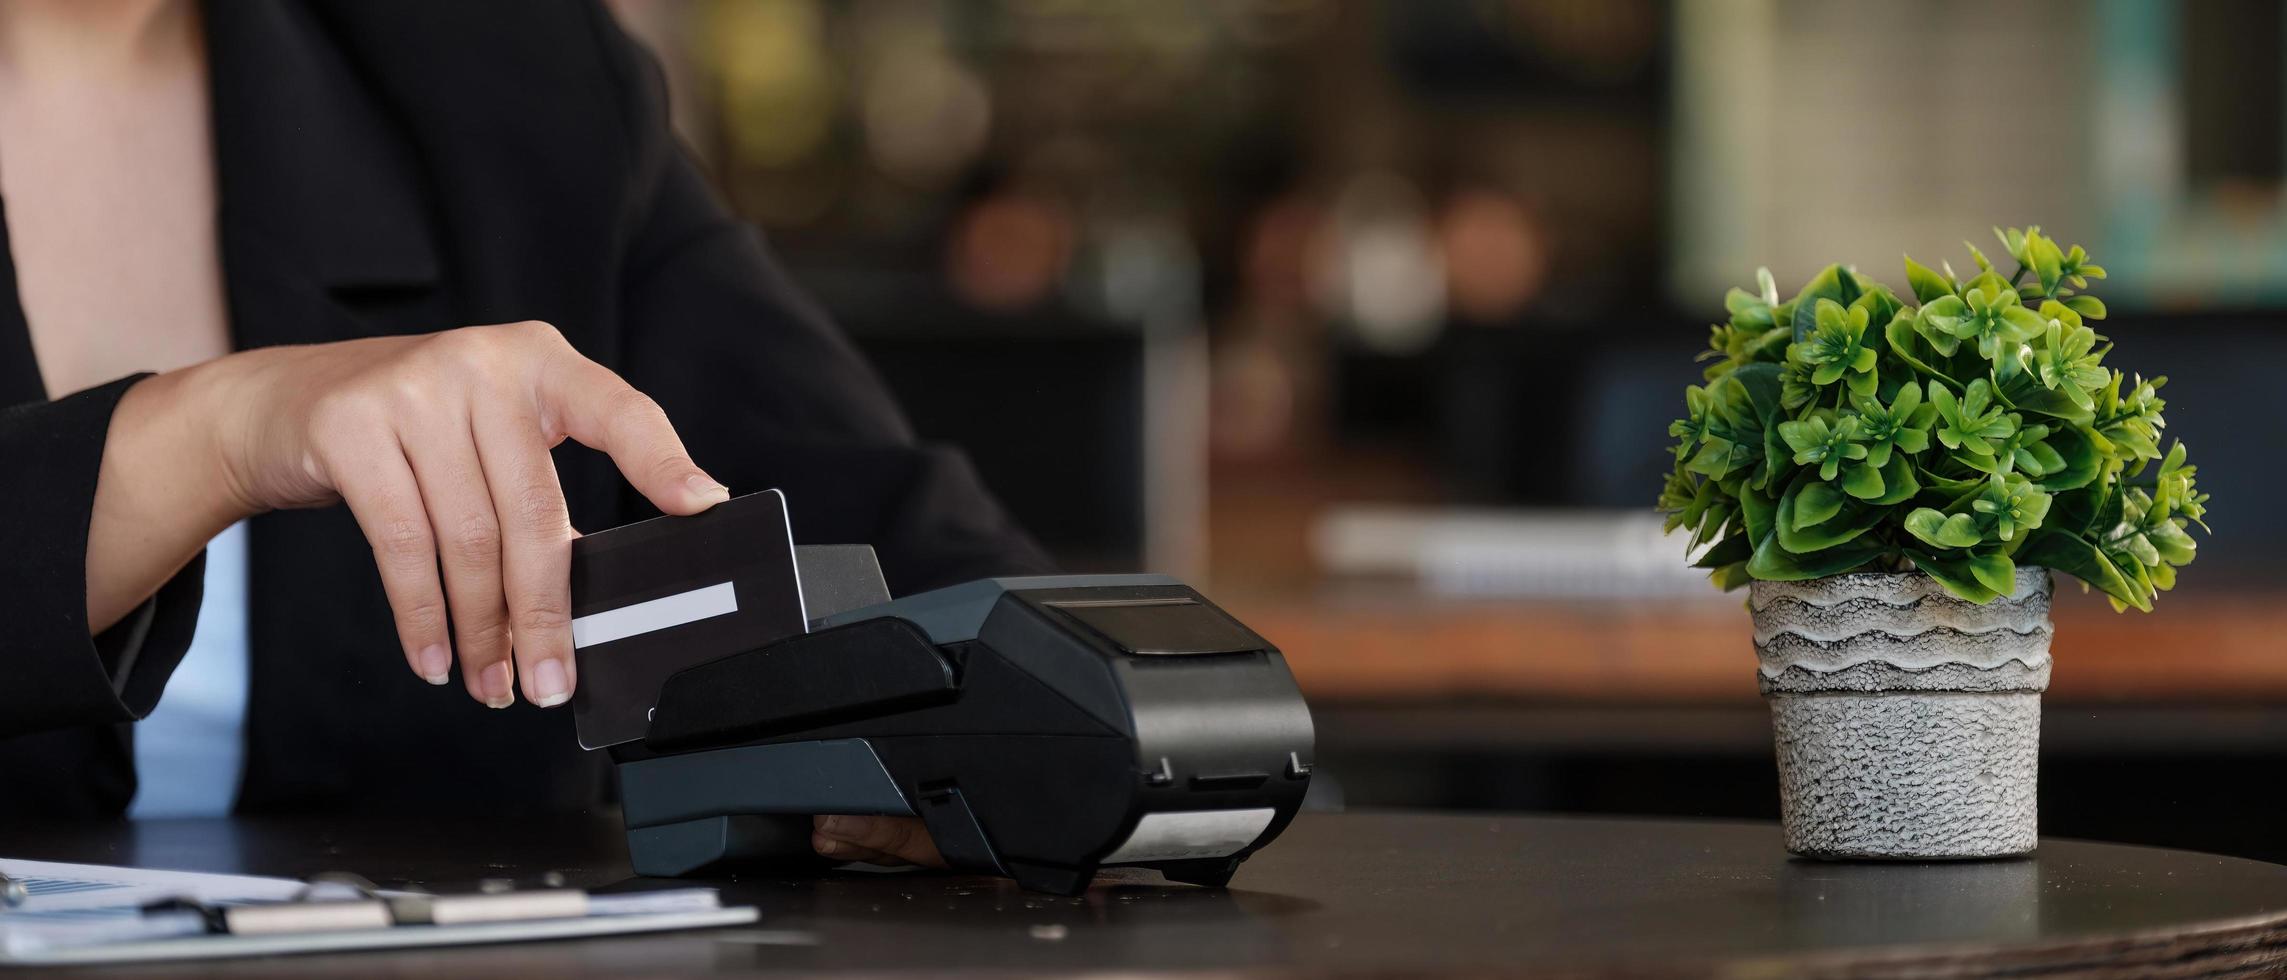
[0,0,196,80]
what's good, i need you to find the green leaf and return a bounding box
[1738,485,1778,544]
[2046,483,2106,538]
[2122,531,2161,567]
[1964,241,1995,274]
[1759,425,1789,491]
[1997,226,2030,264]
[1789,265,1859,341]
[1884,313,1959,384]
[1793,480,1846,529]
[1998,370,2096,424]
[1692,532,1754,569]
[1778,419,1825,455]
[1730,362,1785,425]
[1748,533,1884,580]
[1834,266,1863,307]
[1846,361,1879,398]
[2093,478,2127,532]
[2118,548,2157,603]
[1916,469,1985,503]
[1959,445,2006,476]
[1852,284,1906,330]
[1905,550,2001,603]
[2019,532,2148,611]
[2020,440,2066,477]
[1905,508,1982,549]
[2038,298,2084,330]
[1904,255,1952,304]
[2027,232,2066,297]
[1869,453,1921,506]
[2149,519,2198,564]
[2033,425,2102,491]
[1967,553,2017,595]
[1776,473,1886,552]
[1685,437,1748,478]
[1843,461,1886,500]
[2063,294,2107,320]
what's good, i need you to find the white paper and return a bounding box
[0,858,752,964]
[0,857,309,912]
[1100,808,1276,864]
[0,858,314,958]
[6,908,760,965]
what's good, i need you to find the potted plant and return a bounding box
[1659,227,2209,860]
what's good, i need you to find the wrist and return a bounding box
[85,361,261,629]
[114,358,264,534]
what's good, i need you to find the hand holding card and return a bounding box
[568,490,810,749]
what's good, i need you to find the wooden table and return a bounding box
[11,812,2287,976]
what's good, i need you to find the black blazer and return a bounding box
[0,1,1050,818]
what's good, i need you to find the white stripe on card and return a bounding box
[570,582,739,649]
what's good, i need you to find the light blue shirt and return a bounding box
[129,522,250,819]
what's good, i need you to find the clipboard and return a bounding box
[0,858,766,966]
[2,907,762,966]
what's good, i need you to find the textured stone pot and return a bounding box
[1751,567,2053,860]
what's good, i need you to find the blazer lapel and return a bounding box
[205,0,446,350]
[205,1,468,818]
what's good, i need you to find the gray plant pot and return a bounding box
[1751,567,2053,860]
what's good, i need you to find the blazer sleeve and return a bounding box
[596,21,1054,595]
[0,376,205,739]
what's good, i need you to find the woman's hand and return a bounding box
[225,321,731,708]
[91,326,945,863]
[93,321,726,709]
[812,815,946,867]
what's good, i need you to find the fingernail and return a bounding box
[528,658,571,708]
[686,473,730,503]
[416,645,451,686]
[480,661,515,709]
[815,815,850,838]
[813,836,848,858]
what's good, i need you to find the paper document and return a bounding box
[0,857,758,966]
[0,859,317,960]
[1,857,310,912]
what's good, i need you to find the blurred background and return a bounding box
[609,0,2287,859]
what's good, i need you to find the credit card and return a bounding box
[568,489,808,749]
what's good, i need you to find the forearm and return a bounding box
[84,362,254,631]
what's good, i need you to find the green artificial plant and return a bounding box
[1659,227,2209,609]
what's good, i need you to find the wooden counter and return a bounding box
[1223,586,2287,704]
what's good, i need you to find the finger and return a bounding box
[401,416,515,709]
[812,815,945,868]
[535,352,728,516]
[326,439,454,688]
[811,835,911,867]
[472,399,578,709]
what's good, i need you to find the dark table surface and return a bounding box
[9,811,2287,977]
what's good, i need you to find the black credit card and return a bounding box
[568,489,807,749]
